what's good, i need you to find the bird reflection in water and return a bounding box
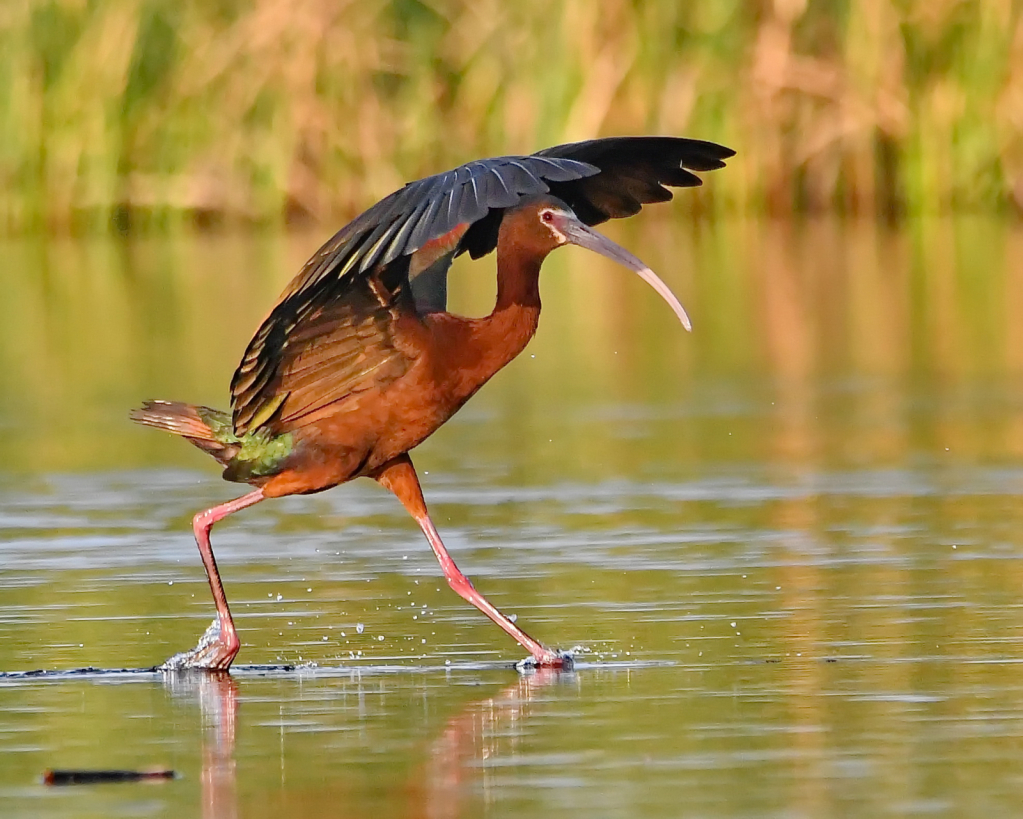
[163,672,238,819]
[165,667,571,819]
[416,668,572,816]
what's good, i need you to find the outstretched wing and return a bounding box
[460,137,734,257]
[230,154,597,435]
[231,137,734,435]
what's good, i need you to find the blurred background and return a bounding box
[4,4,1023,817]
[1,0,1021,231]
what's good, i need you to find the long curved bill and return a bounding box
[556,214,692,332]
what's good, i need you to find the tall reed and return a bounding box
[1,0,1021,233]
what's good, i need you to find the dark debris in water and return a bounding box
[43,768,176,786]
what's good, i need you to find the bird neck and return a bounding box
[424,243,544,411]
[484,237,544,356]
[493,241,543,315]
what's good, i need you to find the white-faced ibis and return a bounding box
[132,136,733,670]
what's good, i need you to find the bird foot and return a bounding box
[160,618,239,672]
[515,649,575,674]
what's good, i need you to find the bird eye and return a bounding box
[541,210,554,223]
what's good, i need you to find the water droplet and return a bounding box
[356,623,364,634]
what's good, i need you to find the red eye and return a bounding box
[541,211,554,223]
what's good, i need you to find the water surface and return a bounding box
[2,216,1023,817]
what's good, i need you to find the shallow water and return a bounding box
[2,217,1023,817]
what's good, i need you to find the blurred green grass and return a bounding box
[1,0,1022,233]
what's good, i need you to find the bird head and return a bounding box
[509,195,692,332]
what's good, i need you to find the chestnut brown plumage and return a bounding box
[132,136,734,671]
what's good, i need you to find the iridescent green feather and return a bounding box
[189,405,294,479]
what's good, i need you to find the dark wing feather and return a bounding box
[461,137,735,257]
[231,137,733,435]
[277,154,596,305]
[541,136,733,222]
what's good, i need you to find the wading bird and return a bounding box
[133,137,733,671]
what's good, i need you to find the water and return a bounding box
[2,216,1023,817]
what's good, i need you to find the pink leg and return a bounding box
[162,489,265,671]
[373,455,568,667]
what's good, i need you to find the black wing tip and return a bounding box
[538,135,734,177]
[542,134,734,155]
[680,140,736,171]
[685,139,736,160]
[656,137,734,172]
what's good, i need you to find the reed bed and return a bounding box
[1,0,1021,233]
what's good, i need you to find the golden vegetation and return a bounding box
[1,0,1022,232]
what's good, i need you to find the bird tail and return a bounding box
[130,400,240,466]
